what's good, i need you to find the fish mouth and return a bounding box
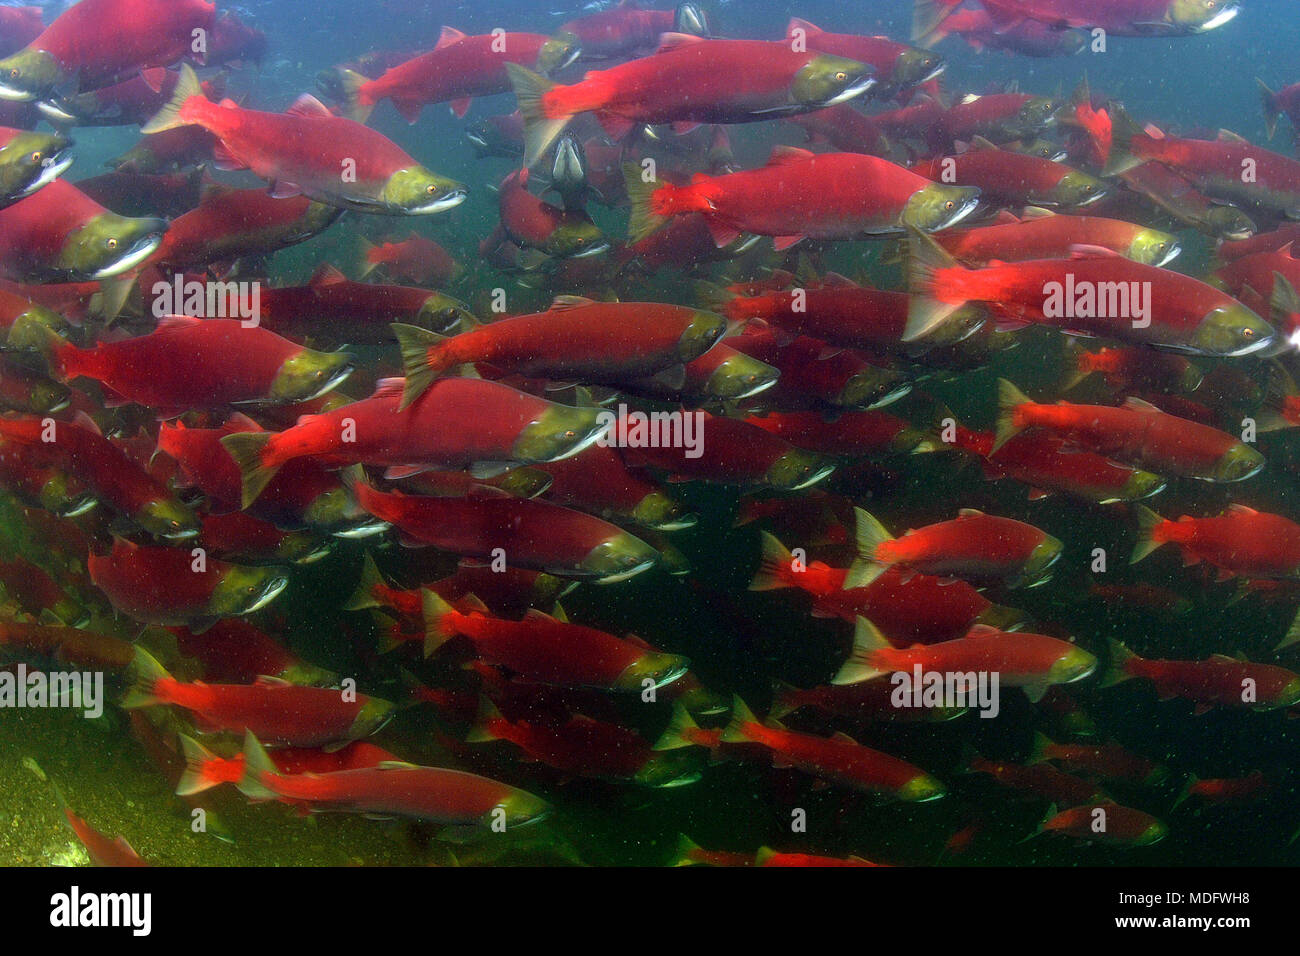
[243,574,290,613]
[15,147,74,198]
[820,74,877,108]
[92,230,163,279]
[0,81,35,102]
[938,194,981,231]
[1155,241,1182,267]
[407,188,467,215]
[36,99,79,124]
[1196,5,1240,31]
[1070,187,1110,208]
[591,557,658,584]
[570,240,610,258]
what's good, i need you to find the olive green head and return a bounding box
[633,748,704,788]
[1015,96,1062,133]
[267,348,355,404]
[542,216,609,259]
[489,787,552,830]
[210,564,290,616]
[1270,677,1300,710]
[511,402,608,463]
[1048,645,1098,687]
[1020,534,1063,587]
[379,166,467,215]
[1167,0,1240,32]
[1050,169,1109,208]
[536,31,581,74]
[1125,227,1181,266]
[580,531,660,582]
[764,448,835,490]
[1191,304,1275,356]
[1117,469,1168,502]
[613,650,691,692]
[0,48,63,102]
[348,695,396,739]
[891,46,945,88]
[701,352,779,400]
[39,472,97,518]
[837,366,911,409]
[136,497,201,540]
[1209,442,1265,483]
[1134,818,1169,846]
[902,183,981,232]
[417,293,477,333]
[632,491,696,531]
[4,302,69,352]
[57,213,166,280]
[676,310,727,363]
[791,53,876,108]
[1204,205,1255,241]
[897,773,947,802]
[0,130,73,202]
[7,377,69,415]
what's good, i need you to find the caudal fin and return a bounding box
[121,646,171,709]
[748,531,794,591]
[390,322,448,409]
[831,616,891,685]
[912,0,962,42]
[507,63,569,168]
[235,731,280,801]
[140,63,204,135]
[719,694,761,744]
[219,431,279,508]
[1259,78,1280,141]
[1100,637,1139,687]
[844,507,894,589]
[623,162,671,244]
[343,551,386,611]
[421,588,459,657]
[653,702,703,751]
[176,734,221,796]
[1130,504,1166,563]
[992,378,1032,453]
[903,227,968,342]
[335,68,374,123]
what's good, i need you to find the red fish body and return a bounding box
[125,647,391,747]
[353,479,660,582]
[1106,640,1300,710]
[630,147,980,249]
[1133,504,1300,578]
[0,0,214,100]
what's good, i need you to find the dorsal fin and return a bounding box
[656,31,706,53]
[371,377,405,400]
[1122,396,1161,413]
[550,294,595,310]
[285,94,333,120]
[767,145,815,166]
[309,263,348,290]
[436,26,468,49]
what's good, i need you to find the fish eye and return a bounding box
[564,429,576,438]
[106,238,119,249]
[29,152,41,164]
[8,69,18,80]
[834,71,847,82]
[944,200,956,210]
[425,184,438,195]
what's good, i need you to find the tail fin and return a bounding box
[832,616,891,685]
[235,731,280,801]
[670,833,704,866]
[122,646,171,708]
[913,0,962,42]
[218,431,279,508]
[140,63,204,135]
[1101,637,1138,687]
[507,63,568,168]
[1130,504,1166,563]
[391,322,448,409]
[343,551,386,611]
[356,236,379,278]
[844,507,893,589]
[1100,104,1146,177]
[992,378,1032,452]
[719,694,760,744]
[335,68,374,123]
[1171,774,1198,810]
[1274,608,1300,651]
[1026,731,1055,765]
[768,681,802,721]
[748,531,794,591]
[421,588,458,657]
[693,279,736,317]
[1259,79,1280,140]
[176,733,221,796]
[653,702,702,751]
[465,697,505,744]
[903,227,967,342]
[623,162,671,244]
